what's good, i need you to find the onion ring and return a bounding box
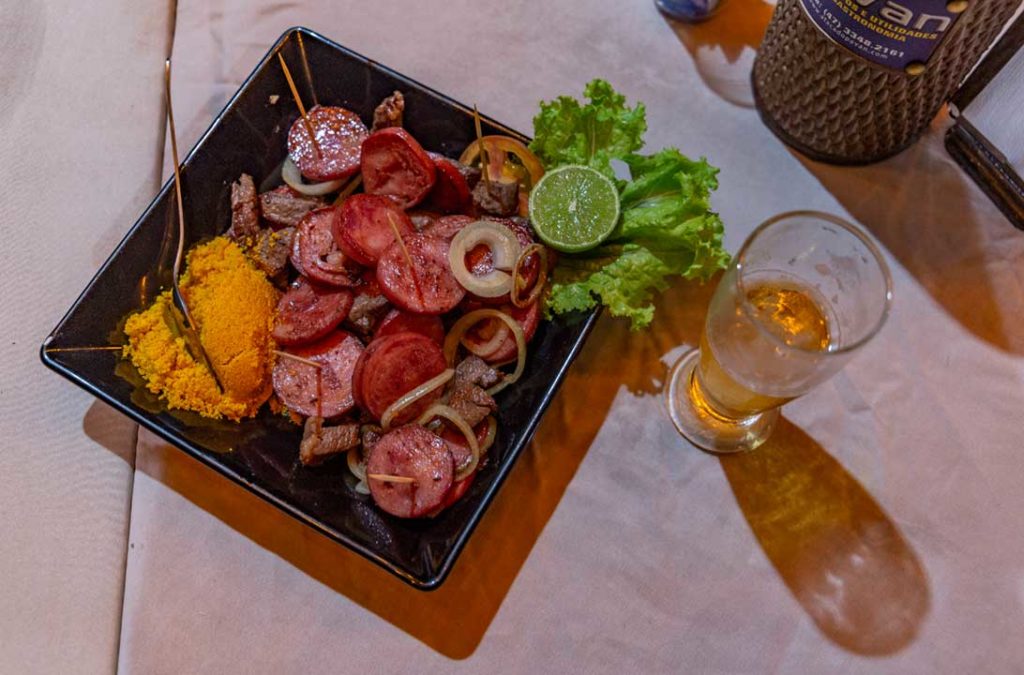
[511,243,549,309]
[282,156,345,196]
[416,403,480,480]
[443,309,526,395]
[347,445,367,482]
[448,221,522,297]
[380,368,455,431]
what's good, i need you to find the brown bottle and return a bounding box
[752,0,1021,164]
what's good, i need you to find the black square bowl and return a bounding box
[41,28,598,589]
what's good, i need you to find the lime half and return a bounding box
[528,164,620,253]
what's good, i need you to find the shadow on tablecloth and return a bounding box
[127,277,713,659]
[797,120,1024,355]
[721,419,931,655]
[661,0,776,109]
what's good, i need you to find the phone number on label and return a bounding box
[819,7,906,60]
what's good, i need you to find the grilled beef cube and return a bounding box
[455,161,481,190]
[259,186,323,228]
[471,179,519,217]
[300,417,360,466]
[453,355,502,389]
[446,356,502,428]
[346,291,390,336]
[447,381,497,428]
[248,226,295,278]
[371,91,405,132]
[227,173,261,240]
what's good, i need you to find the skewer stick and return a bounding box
[316,366,322,419]
[165,60,224,394]
[43,346,124,353]
[274,349,322,369]
[278,53,321,159]
[332,174,362,206]
[165,60,187,285]
[473,104,492,191]
[296,33,318,107]
[274,349,323,418]
[386,213,415,272]
[386,212,425,305]
[367,473,416,484]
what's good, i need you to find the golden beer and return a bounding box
[691,281,832,418]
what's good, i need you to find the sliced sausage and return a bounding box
[376,234,465,314]
[350,335,386,412]
[425,154,473,214]
[291,207,361,287]
[423,214,474,241]
[440,422,492,475]
[461,299,541,364]
[466,217,541,305]
[361,127,436,209]
[288,105,368,183]
[356,332,447,424]
[272,277,353,346]
[374,308,445,345]
[436,471,476,513]
[272,331,365,418]
[333,193,415,267]
[366,425,454,518]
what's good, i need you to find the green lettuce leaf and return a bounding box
[547,148,729,329]
[529,79,646,179]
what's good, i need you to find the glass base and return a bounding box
[666,349,779,454]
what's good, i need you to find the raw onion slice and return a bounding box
[480,415,498,454]
[417,403,479,480]
[347,446,367,482]
[448,220,522,298]
[282,156,346,196]
[511,243,548,309]
[443,309,526,395]
[462,323,509,358]
[380,368,454,431]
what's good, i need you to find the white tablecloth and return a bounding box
[9,0,1024,672]
[0,1,170,672]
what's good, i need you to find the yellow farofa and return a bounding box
[123,237,280,421]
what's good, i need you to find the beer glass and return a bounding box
[666,211,893,453]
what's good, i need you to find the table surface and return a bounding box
[5,1,1024,673]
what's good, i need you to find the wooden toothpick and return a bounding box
[386,212,424,306]
[278,52,321,159]
[274,349,323,418]
[296,33,318,107]
[367,473,416,484]
[473,104,491,191]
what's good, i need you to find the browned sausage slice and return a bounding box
[288,105,368,183]
[361,127,436,209]
[357,332,447,424]
[461,299,541,364]
[291,207,361,287]
[333,193,415,267]
[367,425,454,518]
[376,234,465,314]
[465,217,541,305]
[272,277,353,346]
[440,423,491,475]
[374,308,444,345]
[272,331,365,418]
[425,154,473,214]
[422,214,474,241]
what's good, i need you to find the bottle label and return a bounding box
[798,0,966,71]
